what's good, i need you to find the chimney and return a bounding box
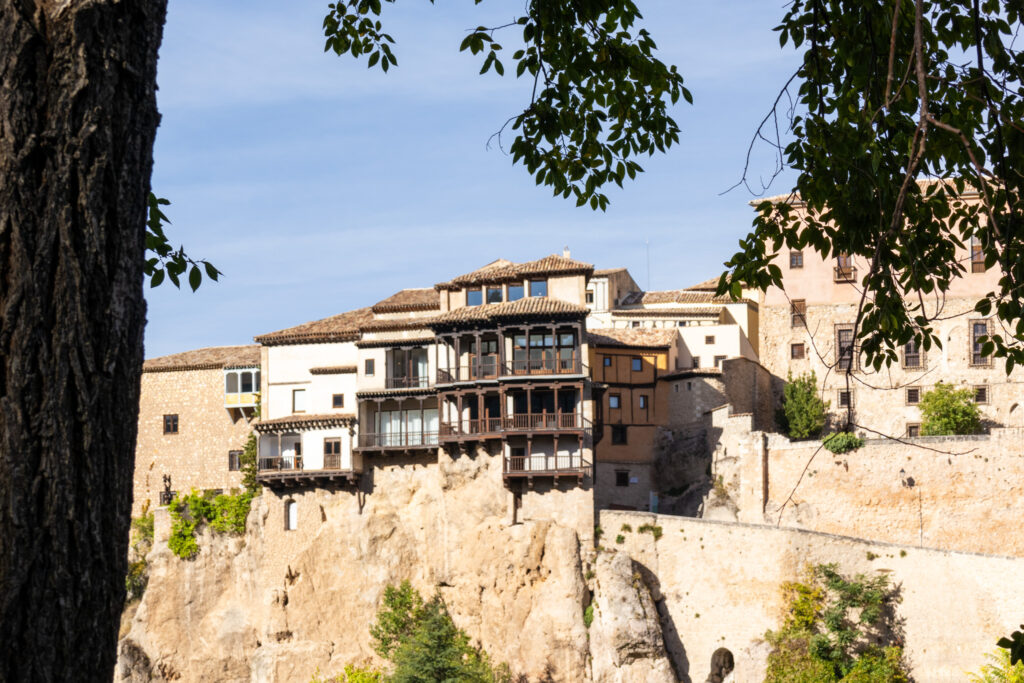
[563,246,571,258]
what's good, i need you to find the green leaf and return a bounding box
[189,266,202,292]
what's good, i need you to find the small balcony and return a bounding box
[438,412,587,442]
[355,430,439,452]
[503,452,590,482]
[385,375,432,390]
[437,360,501,384]
[438,418,504,442]
[834,266,857,282]
[503,355,582,377]
[256,455,360,486]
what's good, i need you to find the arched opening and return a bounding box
[284,500,297,531]
[706,647,734,683]
[225,371,238,393]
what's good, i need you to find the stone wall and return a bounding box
[600,510,1024,683]
[134,368,252,514]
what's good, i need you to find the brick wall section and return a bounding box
[133,368,252,514]
[601,510,1024,683]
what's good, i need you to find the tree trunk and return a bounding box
[0,1,165,680]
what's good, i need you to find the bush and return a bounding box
[823,432,864,454]
[765,564,909,683]
[920,382,982,435]
[779,371,829,439]
[168,489,253,559]
[967,649,1024,683]
[583,603,594,628]
[637,523,663,540]
[368,581,510,683]
[125,505,155,602]
[239,431,261,493]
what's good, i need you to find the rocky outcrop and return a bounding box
[117,451,673,682]
[588,551,676,683]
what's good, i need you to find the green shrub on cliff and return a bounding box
[967,649,1024,683]
[778,371,829,439]
[168,488,253,559]
[765,564,909,683]
[125,504,155,602]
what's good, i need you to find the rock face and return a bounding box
[117,452,670,682]
[588,551,676,683]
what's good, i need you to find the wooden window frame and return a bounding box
[970,236,986,273]
[791,343,805,360]
[705,335,715,344]
[609,394,621,409]
[323,437,342,456]
[639,395,648,409]
[906,423,921,438]
[791,300,806,328]
[292,388,306,413]
[834,253,856,282]
[466,287,483,306]
[611,425,627,445]
[837,389,852,409]
[970,319,993,367]
[528,279,548,297]
[790,250,804,269]
[486,286,503,304]
[631,357,642,372]
[902,339,925,369]
[714,355,726,369]
[365,358,375,376]
[162,413,179,435]
[228,450,242,471]
[332,393,344,409]
[974,385,989,404]
[835,324,857,372]
[603,356,612,367]
[905,387,921,405]
[615,470,630,487]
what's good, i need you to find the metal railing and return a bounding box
[357,431,440,448]
[258,456,303,471]
[385,375,432,390]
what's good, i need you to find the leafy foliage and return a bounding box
[168,489,254,560]
[323,0,688,210]
[145,193,221,291]
[583,602,594,629]
[920,382,982,435]
[364,581,510,682]
[125,505,155,603]
[779,371,829,439]
[637,523,662,540]
[309,665,385,683]
[968,648,1024,683]
[724,1,1024,373]
[823,432,865,454]
[240,432,261,494]
[765,564,909,682]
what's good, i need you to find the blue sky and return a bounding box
[145,0,800,358]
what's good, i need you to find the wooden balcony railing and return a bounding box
[503,355,581,376]
[385,375,432,390]
[438,418,504,439]
[834,266,857,282]
[439,413,586,439]
[504,453,589,476]
[356,431,440,449]
[436,359,500,383]
[256,454,360,485]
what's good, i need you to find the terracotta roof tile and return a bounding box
[436,254,593,289]
[686,276,724,292]
[143,345,260,372]
[254,307,374,346]
[586,328,678,349]
[658,367,723,381]
[612,307,721,318]
[593,267,628,276]
[255,413,356,431]
[433,297,589,326]
[359,317,437,332]
[371,288,440,313]
[309,366,357,375]
[619,289,738,305]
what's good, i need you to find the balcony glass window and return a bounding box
[292,388,306,413]
[486,286,503,304]
[241,371,254,393]
[529,333,556,371]
[225,373,239,393]
[507,284,524,301]
[228,450,242,471]
[529,279,548,297]
[466,288,483,306]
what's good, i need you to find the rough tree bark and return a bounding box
[0,1,166,680]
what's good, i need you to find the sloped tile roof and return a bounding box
[432,297,589,326]
[371,288,440,313]
[359,317,437,332]
[254,307,374,346]
[593,267,628,276]
[587,328,678,349]
[612,307,721,318]
[619,289,737,305]
[686,276,724,292]
[255,413,356,432]
[143,345,260,372]
[436,254,593,289]
[658,367,723,381]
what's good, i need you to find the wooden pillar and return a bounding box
[457,393,463,435]
[473,331,482,378]
[454,335,462,381]
[554,385,560,428]
[498,326,506,374]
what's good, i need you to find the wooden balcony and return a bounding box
[439,413,587,441]
[503,453,590,483]
[355,430,439,452]
[503,355,582,377]
[256,456,360,486]
[384,375,432,390]
[438,418,504,442]
[436,360,500,384]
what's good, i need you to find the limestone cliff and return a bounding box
[117,452,672,682]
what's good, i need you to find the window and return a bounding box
[609,394,621,409]
[791,299,806,328]
[365,358,375,376]
[631,320,641,328]
[323,437,342,467]
[332,393,345,409]
[507,283,524,301]
[970,236,986,273]
[906,423,921,438]
[836,324,856,371]
[903,340,923,369]
[529,279,548,297]
[228,450,242,471]
[971,320,991,366]
[631,357,642,372]
[586,291,594,304]
[692,356,700,369]
[466,288,483,306]
[294,440,302,457]
[639,395,649,409]
[687,381,692,391]
[292,388,306,413]
[611,426,627,444]
[975,385,989,404]
[486,286,503,304]
[906,387,921,405]
[837,389,852,408]
[705,335,715,344]
[835,253,855,281]
[790,250,804,268]
[284,500,297,531]
[791,343,806,360]
[163,414,178,434]
[714,355,726,368]
[677,321,688,327]
[615,470,630,487]
[603,356,612,367]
